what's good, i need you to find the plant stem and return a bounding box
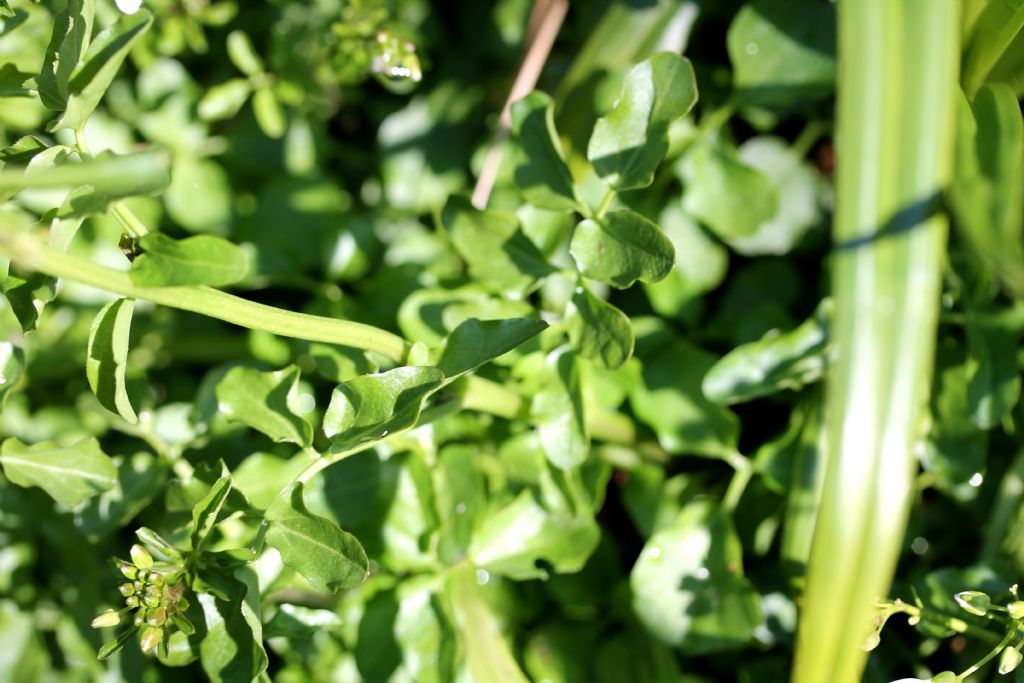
[793,1,959,681]
[594,188,616,218]
[1,230,411,362]
[959,627,1017,678]
[723,457,753,512]
[471,0,568,209]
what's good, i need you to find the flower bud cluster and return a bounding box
[91,544,194,659]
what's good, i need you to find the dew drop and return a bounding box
[455,503,467,514]
[475,569,490,585]
[911,537,929,555]
[745,42,759,56]
[695,567,710,579]
[969,472,984,487]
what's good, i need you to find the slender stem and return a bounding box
[594,188,616,218]
[1,230,411,362]
[110,202,149,237]
[471,0,569,209]
[723,456,753,512]
[959,627,1017,678]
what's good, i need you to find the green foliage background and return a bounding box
[1,0,1023,682]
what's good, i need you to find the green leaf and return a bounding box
[191,475,231,552]
[0,437,117,507]
[85,298,137,423]
[226,30,264,77]
[51,11,154,132]
[37,0,96,109]
[0,64,34,97]
[215,365,313,446]
[263,603,342,639]
[0,341,25,411]
[443,196,555,293]
[323,366,444,452]
[680,140,779,241]
[468,489,600,580]
[394,578,456,683]
[0,136,49,165]
[130,233,249,287]
[630,336,740,458]
[949,85,1024,296]
[253,87,286,139]
[961,0,1024,97]
[0,149,171,196]
[437,317,547,378]
[566,284,634,370]
[198,570,268,683]
[265,482,369,592]
[1,271,56,333]
[197,78,253,122]
[631,500,761,653]
[511,91,579,211]
[726,0,837,109]
[588,52,698,190]
[703,298,831,404]
[570,210,676,288]
[531,348,588,471]
[966,314,1022,429]
[437,445,485,563]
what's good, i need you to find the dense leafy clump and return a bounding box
[1,1,1024,682]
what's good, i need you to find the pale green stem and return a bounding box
[959,627,1017,679]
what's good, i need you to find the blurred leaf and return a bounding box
[703,299,831,404]
[570,210,676,288]
[215,365,313,446]
[966,313,1022,429]
[949,85,1024,296]
[444,196,555,293]
[727,137,823,255]
[531,348,589,471]
[469,489,599,580]
[231,451,316,510]
[631,500,761,653]
[394,578,456,683]
[631,337,740,458]
[226,30,263,77]
[0,136,49,165]
[265,482,369,592]
[253,87,286,139]
[0,342,25,411]
[681,140,778,241]
[0,148,170,195]
[644,204,729,323]
[85,297,137,423]
[437,445,484,563]
[197,78,252,121]
[73,451,169,539]
[198,570,268,683]
[566,283,634,370]
[925,344,988,500]
[191,475,231,552]
[0,436,117,506]
[726,0,836,109]
[447,565,531,683]
[51,11,154,131]
[130,233,248,287]
[588,52,698,190]
[438,317,547,379]
[323,366,444,452]
[164,156,232,235]
[264,603,342,639]
[511,91,579,211]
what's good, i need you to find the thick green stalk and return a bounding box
[792,1,959,682]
